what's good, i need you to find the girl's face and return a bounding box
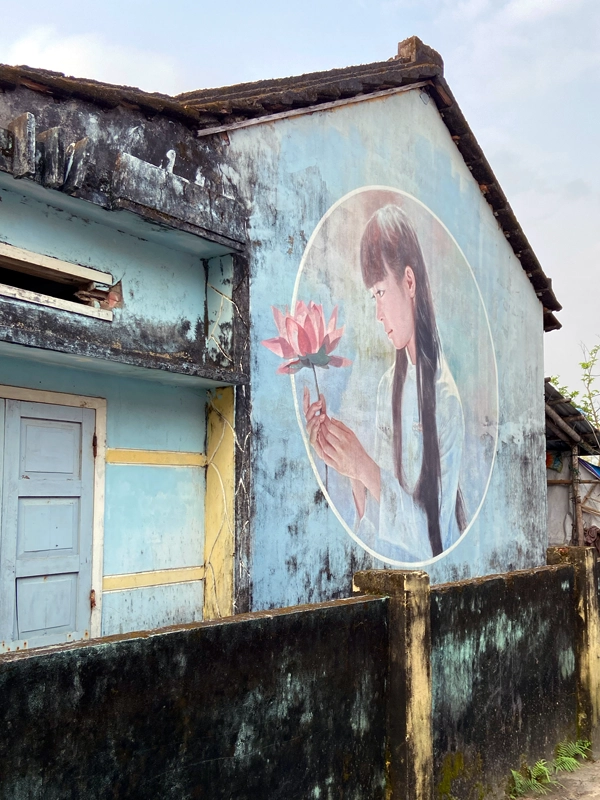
[371,264,416,353]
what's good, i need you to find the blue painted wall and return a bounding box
[0,180,210,635]
[0,177,206,335]
[224,88,546,609]
[0,351,207,634]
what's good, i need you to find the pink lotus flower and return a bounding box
[262,301,351,374]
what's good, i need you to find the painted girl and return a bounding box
[304,204,466,562]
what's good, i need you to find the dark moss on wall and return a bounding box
[0,597,387,800]
[431,565,578,799]
[0,300,247,386]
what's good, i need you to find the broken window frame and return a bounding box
[0,241,115,321]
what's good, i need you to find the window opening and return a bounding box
[0,242,116,320]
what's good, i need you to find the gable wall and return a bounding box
[223,87,545,609]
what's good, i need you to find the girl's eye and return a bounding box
[377,290,385,297]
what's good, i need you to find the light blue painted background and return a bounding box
[0,177,206,335]
[0,317,207,635]
[226,88,546,609]
[101,582,204,636]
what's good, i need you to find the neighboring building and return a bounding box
[545,379,600,546]
[0,36,562,648]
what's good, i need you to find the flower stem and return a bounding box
[312,364,328,491]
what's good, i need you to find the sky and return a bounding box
[0,0,598,395]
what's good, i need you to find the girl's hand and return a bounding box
[318,418,381,502]
[303,386,328,461]
[317,418,365,480]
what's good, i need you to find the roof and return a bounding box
[0,37,561,329]
[545,379,600,456]
[580,460,600,481]
[0,64,212,127]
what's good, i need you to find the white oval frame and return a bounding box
[290,186,499,567]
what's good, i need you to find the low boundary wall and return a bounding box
[431,565,577,798]
[1,549,599,799]
[0,597,388,800]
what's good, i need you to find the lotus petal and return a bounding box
[276,359,304,374]
[302,313,319,354]
[308,302,326,349]
[294,300,309,326]
[271,306,288,338]
[262,336,296,359]
[324,326,344,354]
[286,316,312,357]
[327,306,338,335]
[328,355,352,368]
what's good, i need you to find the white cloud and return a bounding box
[5,26,184,95]
[419,0,600,391]
[503,0,583,23]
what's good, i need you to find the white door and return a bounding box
[0,399,95,651]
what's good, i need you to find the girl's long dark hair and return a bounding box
[360,205,465,556]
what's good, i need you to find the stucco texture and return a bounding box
[225,87,545,609]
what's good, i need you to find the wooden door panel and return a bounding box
[16,573,77,637]
[20,418,81,478]
[17,480,82,497]
[0,399,95,651]
[17,497,80,556]
[16,555,81,578]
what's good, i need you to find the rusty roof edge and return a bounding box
[194,81,434,138]
[177,59,441,104]
[0,39,562,328]
[428,75,561,324]
[0,63,218,128]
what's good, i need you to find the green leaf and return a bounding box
[307,345,330,367]
[556,739,591,761]
[554,755,579,773]
[286,361,307,373]
[530,760,551,782]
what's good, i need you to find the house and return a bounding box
[0,64,249,650]
[545,378,600,547]
[0,36,561,649]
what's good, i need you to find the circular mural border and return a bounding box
[290,186,499,566]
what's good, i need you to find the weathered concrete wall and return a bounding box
[431,565,577,798]
[0,597,388,800]
[0,349,208,636]
[223,86,546,610]
[0,174,243,383]
[1,562,596,798]
[0,82,245,248]
[547,548,600,748]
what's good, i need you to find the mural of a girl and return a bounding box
[303,204,466,562]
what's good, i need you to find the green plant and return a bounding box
[549,341,600,439]
[554,739,591,772]
[509,760,559,797]
[507,740,591,798]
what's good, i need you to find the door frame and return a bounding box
[0,384,106,641]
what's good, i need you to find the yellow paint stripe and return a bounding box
[103,566,206,592]
[105,448,207,467]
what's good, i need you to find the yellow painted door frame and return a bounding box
[203,386,235,619]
